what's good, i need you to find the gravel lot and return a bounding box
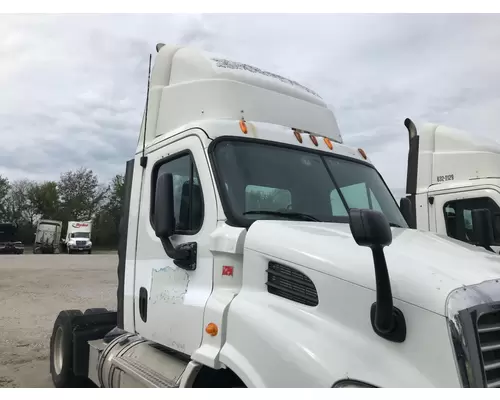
[0,252,118,388]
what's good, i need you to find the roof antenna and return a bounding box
[140,53,153,168]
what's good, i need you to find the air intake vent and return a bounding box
[477,310,500,388]
[266,262,318,306]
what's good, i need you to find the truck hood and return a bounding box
[244,220,500,315]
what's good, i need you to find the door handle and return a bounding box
[139,287,148,323]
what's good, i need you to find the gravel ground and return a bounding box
[0,253,118,388]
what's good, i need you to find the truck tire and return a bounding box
[50,309,84,388]
[83,308,108,315]
[87,249,92,255]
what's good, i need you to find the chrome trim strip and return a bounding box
[446,278,500,388]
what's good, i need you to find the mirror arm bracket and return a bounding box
[369,247,407,343]
[160,239,197,271]
[483,245,495,253]
[370,304,406,343]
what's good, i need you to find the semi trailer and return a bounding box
[34,219,62,254]
[49,43,500,388]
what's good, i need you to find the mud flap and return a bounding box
[72,311,117,378]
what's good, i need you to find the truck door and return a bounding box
[133,132,217,355]
[432,188,500,252]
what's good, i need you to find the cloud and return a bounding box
[0,13,499,192]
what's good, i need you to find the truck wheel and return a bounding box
[50,309,84,388]
[83,308,108,315]
[87,249,92,255]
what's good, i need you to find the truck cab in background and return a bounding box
[402,118,500,253]
[0,222,24,254]
[49,43,500,389]
[34,219,62,254]
[64,221,92,254]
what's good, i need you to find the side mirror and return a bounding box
[399,197,415,229]
[153,173,197,270]
[154,173,176,239]
[349,208,392,248]
[349,209,406,343]
[472,208,495,250]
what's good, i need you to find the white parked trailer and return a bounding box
[34,219,62,254]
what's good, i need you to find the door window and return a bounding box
[151,152,204,234]
[443,197,500,245]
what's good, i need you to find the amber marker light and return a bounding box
[358,148,367,160]
[239,120,248,134]
[324,137,333,150]
[293,129,303,143]
[205,323,218,337]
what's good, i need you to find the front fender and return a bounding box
[219,284,459,387]
[218,343,265,388]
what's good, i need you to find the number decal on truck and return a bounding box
[437,174,454,182]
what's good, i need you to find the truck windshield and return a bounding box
[72,232,90,238]
[211,139,408,228]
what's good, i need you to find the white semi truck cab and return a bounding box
[402,118,500,253]
[49,43,500,388]
[65,221,92,254]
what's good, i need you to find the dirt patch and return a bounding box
[0,253,117,387]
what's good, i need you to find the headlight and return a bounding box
[332,380,377,388]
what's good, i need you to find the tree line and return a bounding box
[0,168,124,248]
[0,166,297,248]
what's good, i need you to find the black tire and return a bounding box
[50,309,84,388]
[88,249,92,255]
[84,308,108,315]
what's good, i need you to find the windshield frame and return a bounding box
[208,136,407,229]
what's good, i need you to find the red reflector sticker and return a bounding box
[222,266,234,277]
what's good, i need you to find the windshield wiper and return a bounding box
[243,210,321,222]
[389,223,403,228]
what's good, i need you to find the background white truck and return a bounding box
[64,221,92,254]
[33,219,62,254]
[401,118,500,253]
[48,43,500,388]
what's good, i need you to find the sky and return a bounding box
[1,13,500,195]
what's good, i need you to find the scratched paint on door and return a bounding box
[150,266,190,305]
